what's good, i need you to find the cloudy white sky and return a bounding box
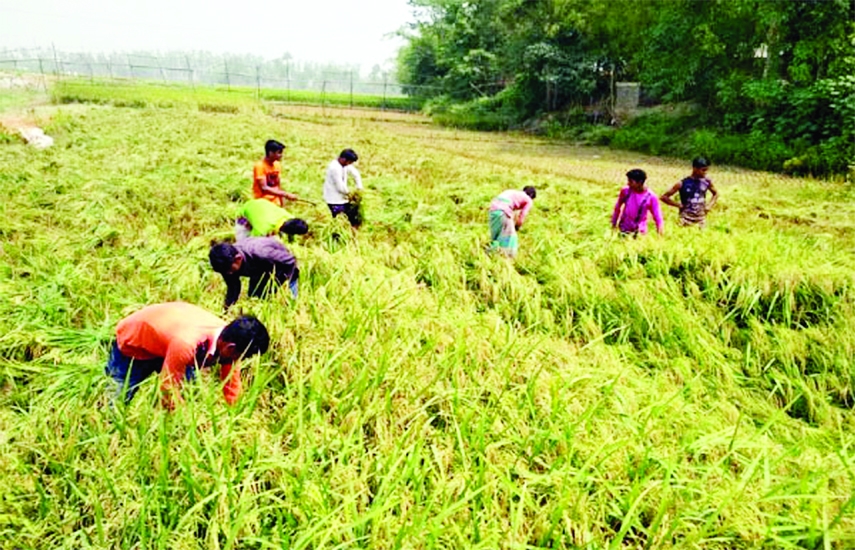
[0,0,416,68]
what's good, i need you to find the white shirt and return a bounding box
[323,159,363,205]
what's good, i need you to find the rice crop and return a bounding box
[0,83,853,549]
[51,79,422,113]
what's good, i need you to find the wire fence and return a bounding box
[0,47,440,111]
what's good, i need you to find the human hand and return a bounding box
[284,192,299,201]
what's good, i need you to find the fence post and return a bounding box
[52,43,61,79]
[106,58,114,80]
[382,73,388,111]
[37,57,49,91]
[128,55,134,78]
[286,61,290,103]
[185,55,194,89]
[225,60,230,91]
[350,70,354,108]
[321,80,327,115]
[256,65,261,100]
[157,55,167,82]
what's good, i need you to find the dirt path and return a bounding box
[0,75,57,147]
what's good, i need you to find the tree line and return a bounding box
[397,0,855,176]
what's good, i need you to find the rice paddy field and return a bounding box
[0,82,854,549]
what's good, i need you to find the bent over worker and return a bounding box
[209,237,300,309]
[488,186,536,257]
[106,302,269,407]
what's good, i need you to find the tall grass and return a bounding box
[51,79,424,113]
[0,84,853,548]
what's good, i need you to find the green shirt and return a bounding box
[239,199,291,237]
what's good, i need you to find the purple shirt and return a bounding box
[611,187,664,234]
[221,237,298,308]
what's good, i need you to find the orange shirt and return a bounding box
[116,302,241,404]
[253,159,283,207]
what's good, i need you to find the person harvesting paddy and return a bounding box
[235,198,308,242]
[611,168,664,237]
[488,186,536,257]
[106,302,269,408]
[209,237,300,308]
[324,148,364,228]
[660,156,719,227]
[254,139,301,207]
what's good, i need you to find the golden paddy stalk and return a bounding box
[0,82,853,549]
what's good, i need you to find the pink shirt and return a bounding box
[490,190,533,226]
[611,187,663,234]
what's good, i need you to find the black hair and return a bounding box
[692,156,710,169]
[220,316,270,358]
[339,149,358,163]
[280,218,308,236]
[626,169,647,183]
[523,186,536,199]
[265,140,285,155]
[209,242,239,273]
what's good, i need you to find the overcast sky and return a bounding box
[0,0,416,68]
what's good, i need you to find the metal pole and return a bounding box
[51,43,60,79]
[185,55,194,89]
[38,57,47,91]
[350,70,354,108]
[225,60,230,91]
[382,73,388,111]
[158,54,166,82]
[322,80,327,115]
[286,61,290,102]
[128,55,134,78]
[256,65,261,100]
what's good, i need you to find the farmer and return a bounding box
[235,198,308,242]
[611,169,664,237]
[488,186,536,257]
[660,157,719,227]
[254,139,299,207]
[106,302,270,407]
[323,148,363,228]
[209,237,300,308]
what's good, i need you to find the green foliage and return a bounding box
[609,109,800,172]
[1,85,855,547]
[399,0,855,176]
[425,92,518,131]
[52,79,425,113]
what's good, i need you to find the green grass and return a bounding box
[0,87,39,113]
[0,84,854,548]
[51,79,425,112]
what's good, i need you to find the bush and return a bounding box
[784,137,855,177]
[429,94,517,131]
[580,125,617,145]
[606,109,799,172]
